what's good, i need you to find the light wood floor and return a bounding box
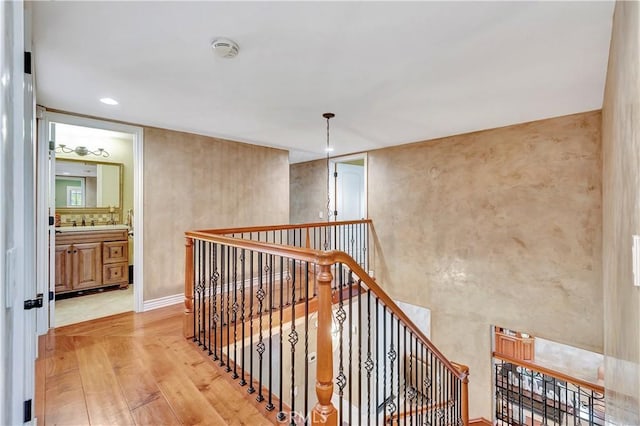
[36,304,275,425]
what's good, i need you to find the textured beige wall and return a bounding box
[290,159,328,224]
[143,127,289,300]
[290,111,602,418]
[602,1,640,422]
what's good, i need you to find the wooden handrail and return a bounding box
[197,219,373,235]
[493,352,604,394]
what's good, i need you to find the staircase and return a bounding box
[183,220,469,425]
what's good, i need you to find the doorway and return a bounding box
[330,154,367,221]
[36,112,144,331]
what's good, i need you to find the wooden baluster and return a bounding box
[312,261,337,426]
[184,237,195,339]
[305,228,311,249]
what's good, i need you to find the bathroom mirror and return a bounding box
[55,159,123,210]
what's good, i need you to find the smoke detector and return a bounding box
[211,38,240,59]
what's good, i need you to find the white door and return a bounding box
[1,0,38,423]
[334,162,365,221]
[36,113,54,335]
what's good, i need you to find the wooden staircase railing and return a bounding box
[184,220,469,425]
[493,353,604,426]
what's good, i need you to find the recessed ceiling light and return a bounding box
[325,147,335,152]
[100,97,119,105]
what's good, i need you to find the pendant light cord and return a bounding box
[326,116,331,224]
[322,112,335,250]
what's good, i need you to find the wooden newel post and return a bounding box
[460,367,469,426]
[312,262,338,426]
[183,237,194,339]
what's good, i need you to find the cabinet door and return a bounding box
[54,244,73,293]
[72,242,103,289]
[495,333,518,358]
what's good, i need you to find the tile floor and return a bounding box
[55,286,134,327]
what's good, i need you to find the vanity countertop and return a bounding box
[57,224,129,233]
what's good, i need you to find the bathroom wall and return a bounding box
[290,111,602,418]
[143,126,290,301]
[601,1,640,422]
[56,130,134,222]
[55,127,134,264]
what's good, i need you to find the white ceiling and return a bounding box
[32,1,614,163]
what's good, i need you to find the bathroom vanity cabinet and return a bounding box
[494,327,535,362]
[55,227,129,294]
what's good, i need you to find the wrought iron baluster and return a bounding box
[256,252,265,402]
[266,254,274,411]
[232,247,239,379]
[201,241,207,351]
[375,297,380,425]
[247,247,255,394]
[287,260,298,425]
[219,245,225,367]
[396,318,400,426]
[304,261,310,424]
[336,263,346,426]
[348,270,353,425]
[226,245,231,372]
[403,326,407,426]
[201,241,206,347]
[365,290,373,425]
[239,249,247,386]
[191,239,196,342]
[212,244,219,360]
[357,280,362,426]
[277,256,284,417]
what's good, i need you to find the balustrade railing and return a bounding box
[184,220,468,425]
[493,354,605,426]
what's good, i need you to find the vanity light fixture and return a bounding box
[55,144,110,158]
[100,97,119,105]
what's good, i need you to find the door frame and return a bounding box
[39,111,145,318]
[329,153,368,221]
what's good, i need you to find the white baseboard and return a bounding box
[143,293,183,311]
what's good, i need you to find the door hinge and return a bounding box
[48,141,55,151]
[49,216,55,226]
[334,210,338,217]
[49,291,54,302]
[334,171,338,178]
[24,294,43,310]
[24,52,31,75]
[23,399,32,423]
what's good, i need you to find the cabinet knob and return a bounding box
[73,250,77,253]
[67,250,71,254]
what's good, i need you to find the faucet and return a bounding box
[90,219,95,226]
[81,216,86,226]
[72,220,77,227]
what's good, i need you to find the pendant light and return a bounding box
[323,112,334,250]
